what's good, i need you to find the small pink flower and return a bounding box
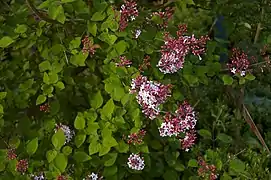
[57,175,67,180]
[116,56,132,67]
[139,55,151,72]
[125,129,146,145]
[180,130,197,152]
[159,101,197,137]
[40,103,50,112]
[127,153,145,170]
[158,25,209,74]
[227,48,250,76]
[82,36,100,56]
[119,0,138,31]
[7,149,17,160]
[197,157,218,180]
[130,75,172,119]
[16,159,28,174]
[152,7,174,28]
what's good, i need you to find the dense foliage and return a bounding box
[0,0,271,179]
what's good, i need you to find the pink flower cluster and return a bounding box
[158,101,197,151]
[119,0,138,31]
[116,56,132,67]
[152,7,174,28]
[130,75,172,119]
[124,129,146,145]
[127,153,145,170]
[227,48,250,76]
[158,25,209,74]
[7,148,17,160]
[82,36,96,55]
[39,103,50,112]
[197,157,218,180]
[138,55,151,72]
[16,159,28,174]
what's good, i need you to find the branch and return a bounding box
[242,104,270,154]
[25,0,60,24]
[253,0,265,44]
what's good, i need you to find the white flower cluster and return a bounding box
[135,29,141,38]
[127,153,145,171]
[31,173,45,180]
[83,172,102,180]
[159,121,178,137]
[55,124,74,144]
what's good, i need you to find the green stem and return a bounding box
[253,0,265,44]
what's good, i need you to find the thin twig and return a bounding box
[253,0,265,44]
[224,148,246,165]
[242,104,270,154]
[25,0,60,24]
[208,17,218,37]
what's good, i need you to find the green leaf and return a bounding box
[229,159,245,173]
[14,24,28,34]
[48,72,58,84]
[26,137,39,156]
[0,36,15,48]
[174,162,185,172]
[99,144,111,156]
[114,40,127,55]
[70,52,88,67]
[103,165,118,177]
[115,140,129,153]
[239,77,246,85]
[43,72,50,84]
[36,95,47,105]
[222,75,233,85]
[61,0,76,2]
[98,32,117,45]
[39,61,52,72]
[0,104,3,114]
[89,136,101,155]
[183,74,198,85]
[73,151,91,162]
[90,91,103,109]
[245,74,255,81]
[69,37,81,49]
[54,153,67,173]
[198,129,212,139]
[48,4,65,23]
[163,169,178,180]
[0,92,7,100]
[100,99,115,119]
[42,85,54,95]
[55,81,65,90]
[43,72,58,84]
[88,21,97,36]
[188,159,198,167]
[56,5,66,24]
[48,4,60,19]
[74,113,85,130]
[75,133,86,148]
[9,137,20,148]
[104,153,118,166]
[62,146,73,156]
[86,122,99,135]
[217,133,232,144]
[91,12,106,21]
[52,130,66,150]
[46,150,57,163]
[139,144,149,153]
